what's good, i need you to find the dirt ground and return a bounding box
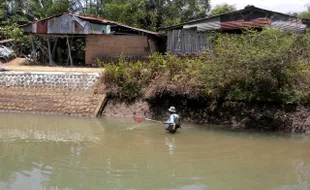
[0,58,103,73]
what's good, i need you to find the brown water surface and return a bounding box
[0,113,309,190]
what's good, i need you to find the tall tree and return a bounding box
[4,0,28,23]
[0,1,8,24]
[209,3,237,16]
[25,0,75,20]
[1,0,211,30]
[99,0,210,30]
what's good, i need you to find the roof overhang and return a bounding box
[20,12,162,37]
[160,5,310,31]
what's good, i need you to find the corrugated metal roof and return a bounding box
[36,19,48,34]
[74,14,160,36]
[48,14,76,34]
[183,17,221,31]
[271,20,306,33]
[221,18,271,30]
[20,13,161,36]
[161,5,310,31]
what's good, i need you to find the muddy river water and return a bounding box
[0,113,309,190]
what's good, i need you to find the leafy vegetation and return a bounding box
[1,23,30,55]
[0,0,211,31]
[200,29,310,104]
[101,53,203,101]
[288,5,310,19]
[2,0,310,104]
[102,28,310,105]
[209,3,237,16]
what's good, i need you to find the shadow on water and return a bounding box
[188,121,310,141]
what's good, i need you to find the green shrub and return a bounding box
[101,53,203,100]
[199,28,310,104]
[101,28,310,104]
[101,55,149,101]
[1,23,30,56]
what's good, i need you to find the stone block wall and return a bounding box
[0,71,106,117]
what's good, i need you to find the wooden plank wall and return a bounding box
[85,35,158,65]
[167,29,212,55]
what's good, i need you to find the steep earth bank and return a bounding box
[102,95,310,133]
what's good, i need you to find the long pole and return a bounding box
[145,118,162,123]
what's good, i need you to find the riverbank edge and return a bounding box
[1,69,309,134]
[101,96,310,133]
[0,109,98,118]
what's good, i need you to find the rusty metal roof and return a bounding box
[220,18,271,30]
[20,13,161,36]
[161,5,310,31]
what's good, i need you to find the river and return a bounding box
[0,113,309,190]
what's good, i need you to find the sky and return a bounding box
[211,0,310,13]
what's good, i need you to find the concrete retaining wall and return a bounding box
[0,71,105,117]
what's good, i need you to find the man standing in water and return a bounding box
[164,106,181,133]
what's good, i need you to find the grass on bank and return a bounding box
[100,28,310,105]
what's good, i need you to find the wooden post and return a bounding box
[37,37,48,64]
[66,53,69,66]
[52,38,58,58]
[47,38,55,66]
[38,44,50,59]
[57,45,61,65]
[29,35,35,60]
[148,38,153,54]
[66,37,73,67]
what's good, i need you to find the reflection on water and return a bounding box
[273,159,310,190]
[165,137,175,155]
[0,113,309,190]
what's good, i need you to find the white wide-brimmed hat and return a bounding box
[168,106,176,113]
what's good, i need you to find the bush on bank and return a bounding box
[1,23,30,56]
[100,28,310,104]
[101,53,203,101]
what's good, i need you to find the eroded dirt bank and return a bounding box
[102,95,310,133]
